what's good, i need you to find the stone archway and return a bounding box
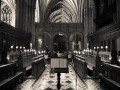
[36,32,51,53]
[53,32,67,50]
[69,32,83,51]
[35,23,84,56]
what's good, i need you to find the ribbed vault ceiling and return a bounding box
[35,0,84,23]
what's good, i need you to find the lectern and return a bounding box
[50,58,69,90]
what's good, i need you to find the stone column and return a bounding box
[27,6,29,33]
[25,3,28,33]
[93,1,96,32]
[116,0,120,20]
[50,37,53,57]
[84,7,87,49]
[31,4,36,48]
[74,33,76,50]
[66,37,69,56]
[15,0,23,31]
[23,1,26,32]
[0,0,1,20]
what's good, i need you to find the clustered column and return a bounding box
[0,0,1,20]
[15,0,36,49]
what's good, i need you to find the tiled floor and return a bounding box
[14,65,108,90]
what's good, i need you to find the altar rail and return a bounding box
[99,63,120,90]
[73,56,87,78]
[32,57,45,79]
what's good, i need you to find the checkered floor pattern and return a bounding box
[14,65,108,90]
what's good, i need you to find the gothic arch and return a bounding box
[37,32,52,38]
[69,31,83,41]
[52,32,67,39]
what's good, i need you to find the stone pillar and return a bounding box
[25,3,28,33]
[31,4,36,48]
[28,5,30,32]
[23,1,26,32]
[0,0,1,20]
[84,7,88,49]
[66,37,69,56]
[44,34,46,49]
[92,1,94,33]
[15,0,23,31]
[93,1,97,32]
[74,33,76,50]
[50,37,53,57]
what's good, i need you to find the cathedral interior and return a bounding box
[0,0,120,90]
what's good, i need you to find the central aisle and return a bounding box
[32,65,87,90]
[15,65,104,90]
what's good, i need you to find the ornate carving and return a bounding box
[91,21,120,41]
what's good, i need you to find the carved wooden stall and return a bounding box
[99,63,120,90]
[0,21,31,53]
[0,63,23,90]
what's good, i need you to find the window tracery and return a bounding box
[1,5,12,24]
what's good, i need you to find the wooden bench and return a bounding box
[99,74,120,90]
[73,56,87,78]
[78,55,101,77]
[99,63,120,90]
[32,57,45,79]
[23,54,43,76]
[0,63,23,90]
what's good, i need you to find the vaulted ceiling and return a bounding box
[35,0,84,23]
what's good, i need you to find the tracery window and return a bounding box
[1,5,12,24]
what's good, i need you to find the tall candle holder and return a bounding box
[16,46,18,52]
[101,46,103,52]
[11,46,13,52]
[105,46,108,52]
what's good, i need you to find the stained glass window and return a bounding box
[1,5,12,24]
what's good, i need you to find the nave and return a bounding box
[13,64,107,90]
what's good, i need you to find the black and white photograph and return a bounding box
[0,0,120,90]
